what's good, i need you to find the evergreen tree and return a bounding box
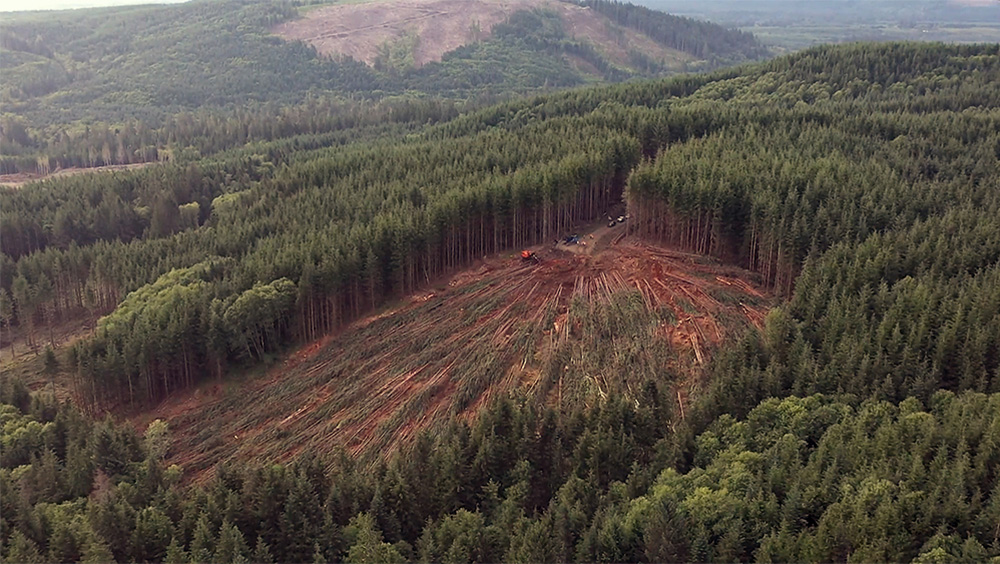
[213,520,250,564]
[6,530,44,564]
[164,537,187,564]
[251,536,276,564]
[345,513,406,564]
[188,515,215,564]
[80,536,116,564]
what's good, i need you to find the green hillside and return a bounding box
[0,0,767,174]
[2,42,1000,563]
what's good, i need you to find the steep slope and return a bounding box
[5,43,998,419]
[275,0,701,72]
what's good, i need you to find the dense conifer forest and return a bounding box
[2,41,1000,563]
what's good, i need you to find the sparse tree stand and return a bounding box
[42,345,59,389]
[11,275,38,354]
[0,288,14,360]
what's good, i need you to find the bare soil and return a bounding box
[0,313,96,403]
[272,0,693,69]
[132,222,773,484]
[557,4,692,69]
[0,163,157,188]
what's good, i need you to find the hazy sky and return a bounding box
[0,0,188,12]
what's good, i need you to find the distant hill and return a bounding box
[0,0,766,144]
[0,0,768,176]
[274,0,766,84]
[0,0,189,11]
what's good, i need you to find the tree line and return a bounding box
[581,0,769,64]
[2,376,997,563]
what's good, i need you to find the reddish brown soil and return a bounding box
[272,0,693,69]
[130,225,772,484]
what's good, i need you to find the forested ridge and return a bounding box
[0,0,767,175]
[583,0,766,63]
[2,42,1000,563]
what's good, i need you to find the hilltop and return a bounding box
[273,0,758,76]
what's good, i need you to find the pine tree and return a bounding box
[311,542,328,564]
[6,530,44,563]
[131,507,173,563]
[80,536,115,564]
[0,288,14,359]
[345,513,406,564]
[251,536,275,564]
[278,473,321,563]
[164,537,187,564]
[213,519,250,564]
[188,515,215,564]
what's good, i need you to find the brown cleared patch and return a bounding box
[272,0,694,70]
[0,162,158,188]
[0,312,100,404]
[272,0,534,67]
[134,222,773,484]
[556,4,693,69]
[1,311,93,365]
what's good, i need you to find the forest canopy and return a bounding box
[1,41,999,564]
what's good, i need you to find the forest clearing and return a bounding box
[0,163,157,188]
[132,225,771,484]
[272,0,693,69]
[3,38,999,563]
